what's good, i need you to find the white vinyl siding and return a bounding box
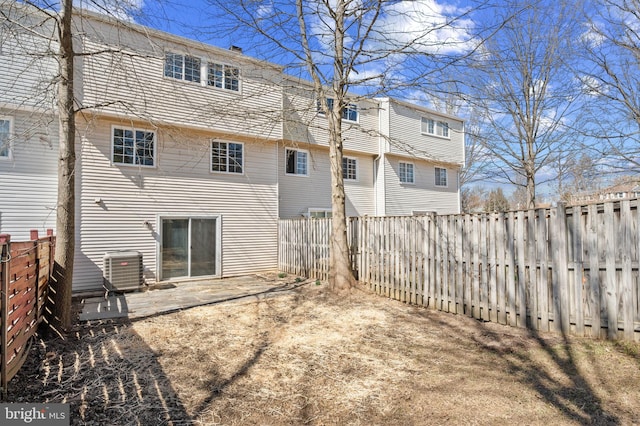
[383,99,464,164]
[384,156,459,216]
[279,145,375,218]
[0,11,58,111]
[0,110,58,240]
[78,16,282,140]
[283,85,378,154]
[73,118,278,292]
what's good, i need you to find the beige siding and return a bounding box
[0,6,58,110]
[283,84,379,155]
[0,109,58,240]
[383,155,460,216]
[75,15,284,140]
[384,99,465,165]
[278,144,375,219]
[74,117,278,291]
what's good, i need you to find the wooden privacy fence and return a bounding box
[278,200,640,342]
[0,230,55,397]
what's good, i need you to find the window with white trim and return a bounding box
[211,141,243,174]
[112,127,155,166]
[399,161,414,184]
[308,208,332,218]
[207,63,240,91]
[317,98,359,122]
[164,53,201,83]
[342,156,357,180]
[285,148,308,176]
[421,117,450,138]
[435,167,448,187]
[0,118,12,158]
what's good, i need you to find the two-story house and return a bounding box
[0,5,464,293]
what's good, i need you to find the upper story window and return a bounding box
[112,127,155,167]
[343,157,357,180]
[399,161,414,184]
[211,141,243,174]
[207,63,240,91]
[164,53,201,83]
[435,167,448,187]
[421,117,450,138]
[0,118,12,159]
[285,148,308,176]
[317,98,359,122]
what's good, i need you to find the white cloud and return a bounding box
[374,0,477,55]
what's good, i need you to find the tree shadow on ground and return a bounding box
[424,311,620,425]
[8,319,193,425]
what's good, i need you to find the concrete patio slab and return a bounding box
[78,274,306,321]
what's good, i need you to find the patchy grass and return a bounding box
[9,282,640,425]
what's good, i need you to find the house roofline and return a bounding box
[73,8,284,71]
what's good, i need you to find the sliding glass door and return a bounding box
[160,216,219,280]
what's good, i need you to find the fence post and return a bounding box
[0,234,10,400]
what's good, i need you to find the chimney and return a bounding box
[229,45,243,53]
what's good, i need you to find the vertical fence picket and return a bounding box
[517,211,527,328]
[527,209,538,329]
[620,201,634,340]
[480,215,489,320]
[489,214,498,323]
[506,212,517,327]
[456,216,464,314]
[604,202,618,339]
[587,204,602,338]
[496,213,507,325]
[573,207,585,336]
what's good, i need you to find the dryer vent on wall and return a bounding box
[103,251,143,291]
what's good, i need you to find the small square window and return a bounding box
[207,63,240,91]
[317,98,359,122]
[164,53,201,83]
[343,157,357,180]
[112,127,155,167]
[285,148,308,176]
[399,162,414,184]
[211,141,243,174]
[435,167,447,186]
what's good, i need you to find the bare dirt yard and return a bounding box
[9,276,640,425]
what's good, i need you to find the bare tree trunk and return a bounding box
[327,0,355,291]
[328,109,356,291]
[49,0,75,331]
[526,175,536,210]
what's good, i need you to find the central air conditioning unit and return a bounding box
[103,251,143,292]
